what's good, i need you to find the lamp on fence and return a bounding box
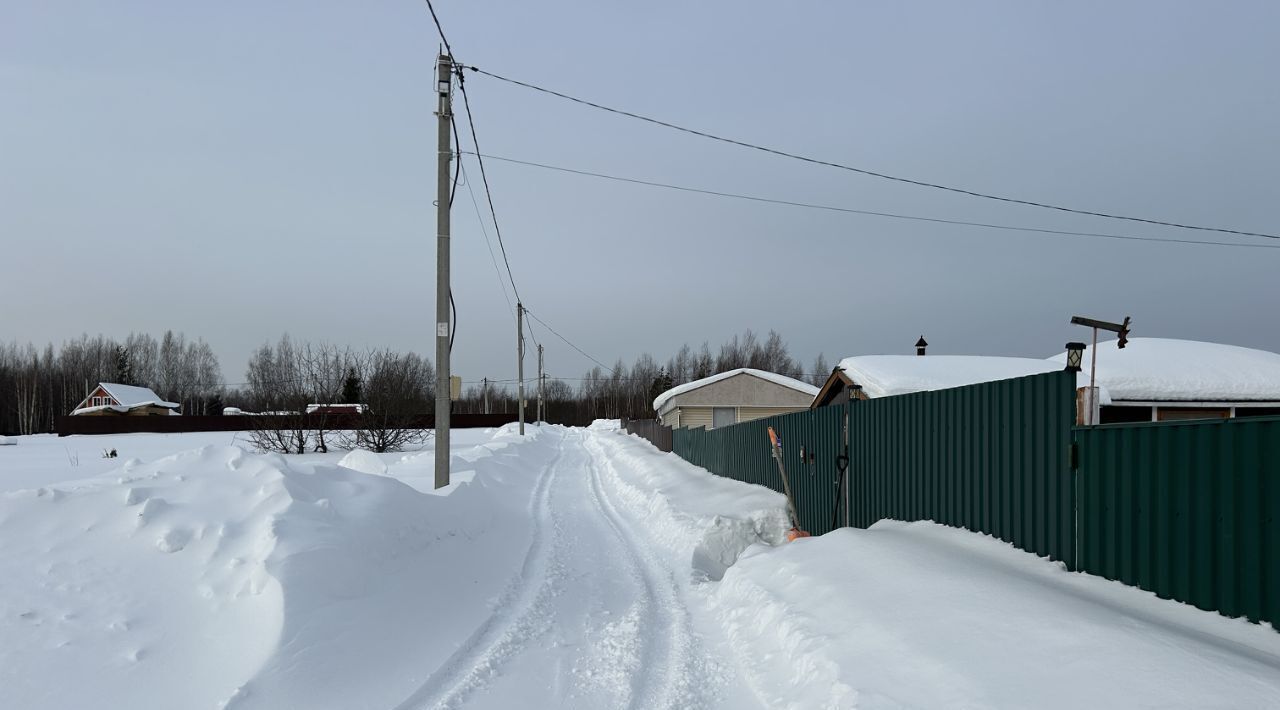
[1064,342,1085,373]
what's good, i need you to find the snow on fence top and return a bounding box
[652,368,819,413]
[836,355,1066,399]
[1047,337,1280,402]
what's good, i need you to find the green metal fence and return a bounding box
[673,405,849,536]
[674,370,1078,561]
[849,370,1077,562]
[1075,415,1280,625]
[669,370,1280,626]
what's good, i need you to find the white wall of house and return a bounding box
[662,404,810,430]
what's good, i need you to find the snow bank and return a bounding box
[0,446,286,709]
[337,447,388,475]
[712,520,1280,709]
[0,426,559,710]
[588,430,789,581]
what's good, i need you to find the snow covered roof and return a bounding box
[652,368,819,413]
[836,355,1066,399]
[100,383,178,408]
[71,382,179,415]
[1047,338,1280,402]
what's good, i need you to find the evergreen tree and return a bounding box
[341,366,362,404]
[113,345,133,385]
[649,367,674,414]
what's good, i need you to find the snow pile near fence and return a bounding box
[0,425,555,710]
[590,430,790,581]
[711,520,1280,709]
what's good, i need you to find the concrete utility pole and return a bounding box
[434,53,453,490]
[537,343,545,424]
[482,377,490,415]
[517,303,526,435]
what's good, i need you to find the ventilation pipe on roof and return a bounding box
[915,336,928,356]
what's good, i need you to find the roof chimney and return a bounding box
[915,336,928,356]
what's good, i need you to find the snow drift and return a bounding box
[711,520,1280,709]
[591,425,790,581]
[0,425,557,710]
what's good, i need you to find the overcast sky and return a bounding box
[4,1,1278,386]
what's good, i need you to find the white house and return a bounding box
[71,383,180,416]
[653,368,819,429]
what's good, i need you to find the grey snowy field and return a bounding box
[1,424,1279,709]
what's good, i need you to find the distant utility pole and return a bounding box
[482,377,490,414]
[537,343,545,424]
[517,303,526,435]
[434,52,453,490]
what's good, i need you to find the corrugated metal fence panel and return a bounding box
[848,370,1076,562]
[1075,415,1280,625]
[674,371,1076,555]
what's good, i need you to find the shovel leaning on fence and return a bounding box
[767,426,811,541]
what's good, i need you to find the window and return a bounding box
[1156,407,1230,422]
[712,407,736,429]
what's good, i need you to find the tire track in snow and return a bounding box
[392,432,568,710]
[581,430,702,710]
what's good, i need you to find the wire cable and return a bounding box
[461,160,519,320]
[422,0,452,56]
[464,151,1280,251]
[523,309,617,375]
[456,67,524,303]
[465,66,1279,242]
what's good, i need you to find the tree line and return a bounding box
[1,329,830,435]
[454,329,830,423]
[0,332,220,435]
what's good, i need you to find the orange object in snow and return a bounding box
[768,426,807,537]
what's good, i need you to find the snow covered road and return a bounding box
[394,427,766,710]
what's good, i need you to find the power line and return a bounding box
[523,309,617,375]
[464,151,1280,251]
[523,310,542,350]
[461,160,518,320]
[422,0,452,56]
[465,65,1280,242]
[455,67,524,304]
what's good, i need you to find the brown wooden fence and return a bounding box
[621,417,673,452]
[56,413,524,436]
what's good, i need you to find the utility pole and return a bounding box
[537,343,545,424]
[482,377,490,414]
[517,303,526,435]
[433,52,453,490]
